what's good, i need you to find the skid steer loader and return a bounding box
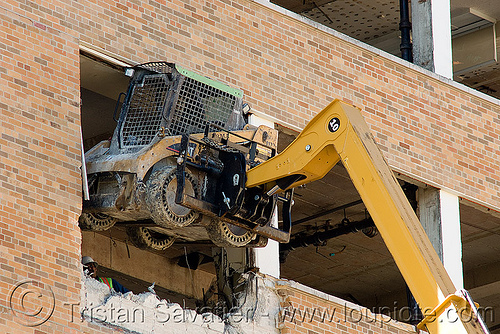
[80,62,292,250]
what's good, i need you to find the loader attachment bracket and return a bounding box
[175,133,293,243]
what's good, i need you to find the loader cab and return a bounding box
[108,62,246,155]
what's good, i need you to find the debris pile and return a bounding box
[81,273,280,334]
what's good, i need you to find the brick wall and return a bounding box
[1,0,500,333]
[0,6,113,334]
[277,281,415,334]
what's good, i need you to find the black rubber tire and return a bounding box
[79,213,117,231]
[126,227,175,251]
[145,167,200,228]
[206,219,256,247]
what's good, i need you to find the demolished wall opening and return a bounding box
[79,53,218,308]
[78,55,279,330]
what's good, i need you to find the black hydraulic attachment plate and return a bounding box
[175,133,293,244]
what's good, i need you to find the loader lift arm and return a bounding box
[246,99,488,333]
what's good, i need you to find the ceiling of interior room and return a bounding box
[272,0,500,100]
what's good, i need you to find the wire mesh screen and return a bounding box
[169,77,237,136]
[137,62,174,74]
[120,74,171,148]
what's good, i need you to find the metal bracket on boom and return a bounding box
[417,290,490,333]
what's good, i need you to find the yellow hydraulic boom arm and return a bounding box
[246,99,488,333]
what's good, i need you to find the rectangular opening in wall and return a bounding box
[78,52,217,309]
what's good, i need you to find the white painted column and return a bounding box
[431,0,453,78]
[412,0,453,78]
[419,187,465,333]
[419,187,463,289]
[248,114,280,278]
[253,209,280,278]
[439,190,464,289]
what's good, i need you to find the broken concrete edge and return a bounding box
[80,268,415,333]
[275,279,416,332]
[80,271,281,333]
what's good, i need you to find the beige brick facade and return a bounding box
[277,281,415,334]
[1,0,499,333]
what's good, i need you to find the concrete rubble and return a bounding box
[81,272,281,334]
